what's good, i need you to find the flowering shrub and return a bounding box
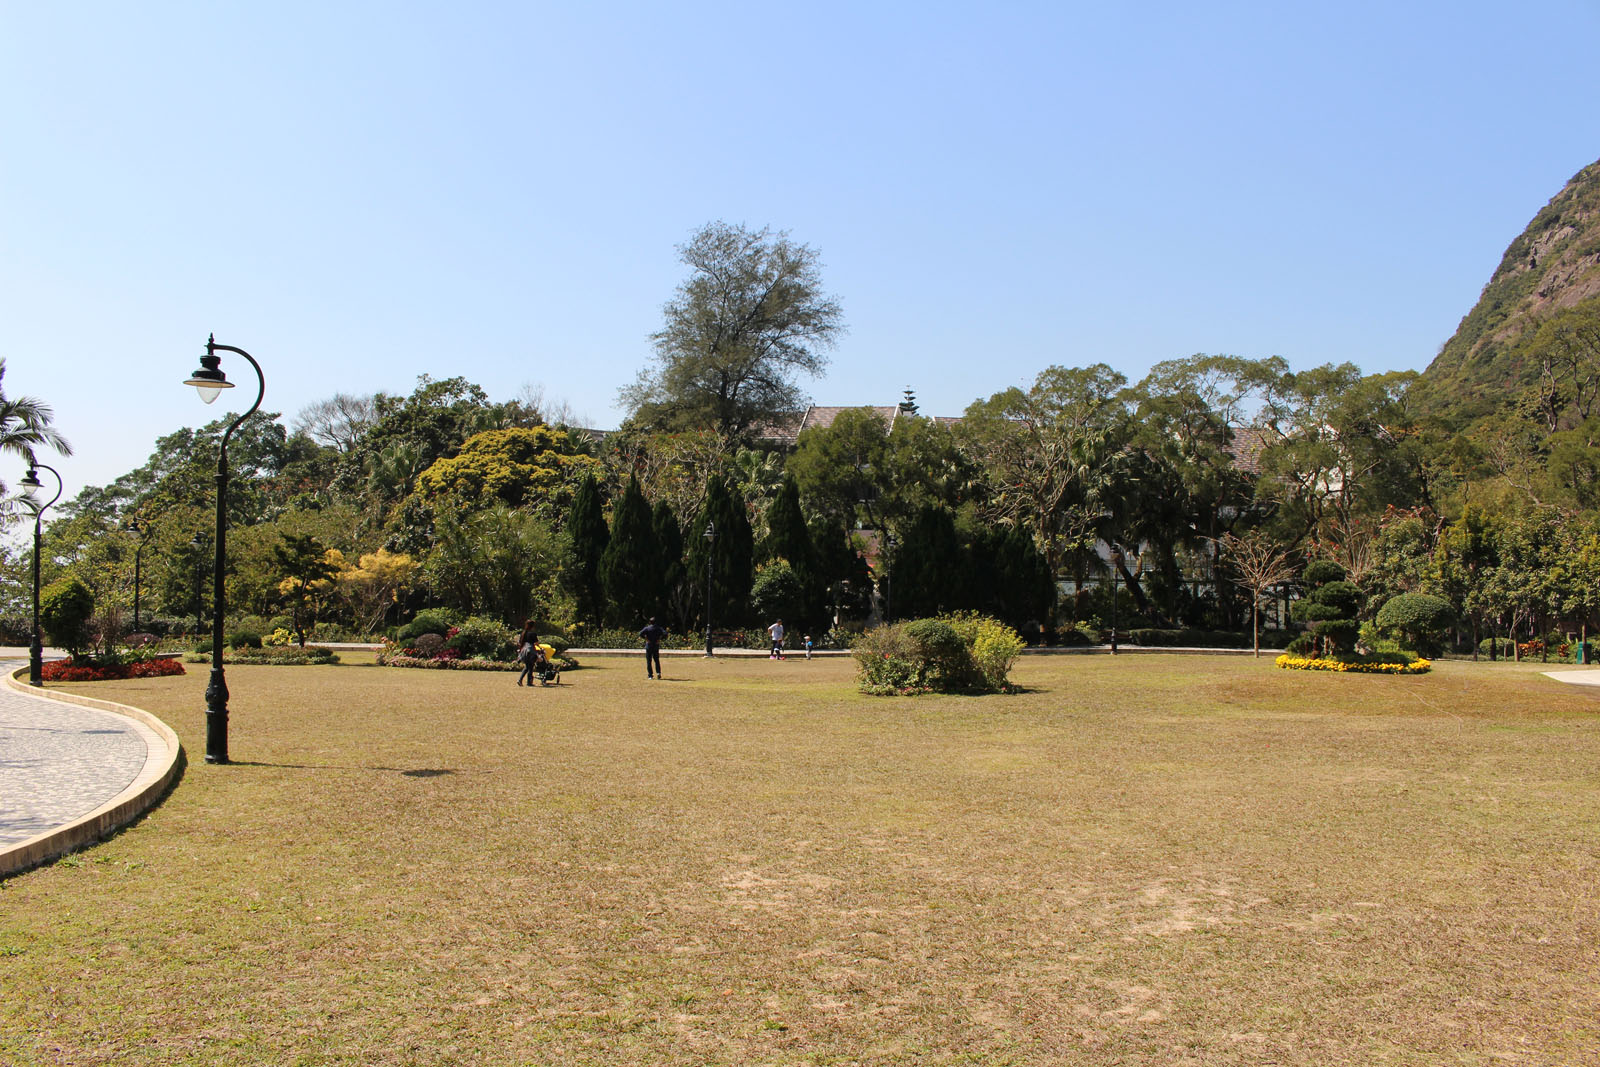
[941,612,1026,690]
[854,614,1025,695]
[1275,654,1431,675]
[42,657,185,682]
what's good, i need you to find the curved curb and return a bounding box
[0,667,186,879]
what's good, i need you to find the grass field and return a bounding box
[3,653,1599,1065]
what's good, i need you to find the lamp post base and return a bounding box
[204,665,230,764]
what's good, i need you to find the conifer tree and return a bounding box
[688,475,754,628]
[652,499,686,629]
[890,506,966,619]
[565,472,609,626]
[599,478,657,627]
[763,475,821,627]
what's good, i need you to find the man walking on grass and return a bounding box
[639,617,667,679]
[768,618,785,660]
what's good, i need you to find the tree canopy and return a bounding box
[620,222,843,440]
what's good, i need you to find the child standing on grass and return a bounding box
[803,634,813,659]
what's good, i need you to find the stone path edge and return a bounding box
[0,667,187,880]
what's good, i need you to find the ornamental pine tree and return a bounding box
[565,472,610,627]
[599,477,657,627]
[688,475,754,629]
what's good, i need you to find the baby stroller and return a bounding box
[524,642,561,686]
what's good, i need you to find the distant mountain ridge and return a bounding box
[1416,157,1600,422]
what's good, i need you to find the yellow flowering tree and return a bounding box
[413,426,600,516]
[336,548,420,636]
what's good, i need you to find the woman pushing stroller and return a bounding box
[516,620,560,686]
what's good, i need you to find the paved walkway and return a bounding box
[1543,668,1600,687]
[0,652,185,877]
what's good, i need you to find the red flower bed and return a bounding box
[40,657,186,682]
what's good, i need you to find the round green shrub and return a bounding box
[901,619,973,687]
[229,630,263,650]
[41,579,95,657]
[1478,637,1515,658]
[447,616,515,661]
[1375,593,1451,657]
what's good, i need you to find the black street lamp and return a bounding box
[183,335,265,764]
[884,533,896,623]
[124,517,156,633]
[702,520,717,656]
[1109,546,1122,656]
[192,534,206,638]
[19,462,62,686]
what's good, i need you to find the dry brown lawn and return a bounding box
[3,653,1599,1065]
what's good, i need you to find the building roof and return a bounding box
[755,404,921,449]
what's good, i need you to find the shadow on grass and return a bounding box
[229,761,459,778]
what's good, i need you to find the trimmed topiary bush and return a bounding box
[228,630,263,650]
[1292,566,1363,656]
[1375,593,1452,657]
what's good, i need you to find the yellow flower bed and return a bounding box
[1275,654,1431,675]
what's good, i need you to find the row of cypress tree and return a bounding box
[563,473,1056,637]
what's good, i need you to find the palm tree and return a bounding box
[0,358,71,503]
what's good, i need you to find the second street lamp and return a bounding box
[884,533,896,623]
[20,461,62,686]
[125,517,155,632]
[183,334,265,764]
[703,520,717,656]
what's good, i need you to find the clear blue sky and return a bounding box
[4,1,1599,505]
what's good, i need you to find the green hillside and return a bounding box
[1415,157,1600,423]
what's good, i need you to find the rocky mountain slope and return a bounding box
[1415,157,1600,423]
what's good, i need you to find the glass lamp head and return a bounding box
[185,346,233,405]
